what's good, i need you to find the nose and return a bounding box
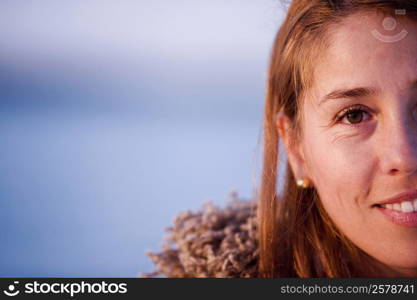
[379,115,417,176]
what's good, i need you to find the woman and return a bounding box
[146,0,417,277]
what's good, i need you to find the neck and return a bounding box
[365,257,417,277]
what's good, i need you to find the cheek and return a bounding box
[303,135,375,219]
[302,133,417,270]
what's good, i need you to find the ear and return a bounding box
[276,112,308,181]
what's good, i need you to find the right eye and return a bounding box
[336,105,372,127]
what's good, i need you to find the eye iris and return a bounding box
[346,110,363,124]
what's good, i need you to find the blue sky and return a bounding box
[0,0,286,277]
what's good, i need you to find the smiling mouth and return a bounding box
[374,200,417,213]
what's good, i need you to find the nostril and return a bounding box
[389,169,399,175]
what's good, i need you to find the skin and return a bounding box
[278,11,417,277]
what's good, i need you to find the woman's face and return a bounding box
[298,12,417,276]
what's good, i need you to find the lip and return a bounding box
[375,189,417,205]
[374,189,417,227]
[376,206,417,227]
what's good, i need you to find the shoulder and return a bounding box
[143,192,259,278]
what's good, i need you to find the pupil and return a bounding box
[347,111,362,124]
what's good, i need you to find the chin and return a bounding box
[371,248,417,277]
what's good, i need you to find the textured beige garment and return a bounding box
[142,193,259,278]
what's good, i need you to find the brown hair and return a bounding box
[259,0,417,277]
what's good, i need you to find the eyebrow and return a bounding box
[319,87,380,106]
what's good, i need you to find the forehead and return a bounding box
[310,11,417,101]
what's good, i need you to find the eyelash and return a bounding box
[335,104,372,127]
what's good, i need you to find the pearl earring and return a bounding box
[296,178,311,188]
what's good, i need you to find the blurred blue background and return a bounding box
[0,0,285,277]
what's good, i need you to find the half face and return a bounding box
[299,11,417,276]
